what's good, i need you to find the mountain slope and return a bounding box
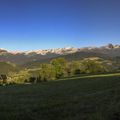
[0,73,120,120]
[0,44,119,65]
[0,62,18,74]
[23,51,112,68]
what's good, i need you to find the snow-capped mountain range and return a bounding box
[0,47,78,55]
[0,44,120,55]
[0,44,119,64]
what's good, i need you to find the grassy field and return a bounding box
[0,73,120,120]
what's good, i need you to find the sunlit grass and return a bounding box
[59,72,120,81]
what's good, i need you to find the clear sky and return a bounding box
[0,0,120,51]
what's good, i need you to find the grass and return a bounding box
[0,73,120,120]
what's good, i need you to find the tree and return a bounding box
[51,58,67,78]
[39,64,56,81]
[70,61,81,75]
[29,77,37,83]
[8,70,30,84]
[1,74,7,84]
[74,69,81,75]
[80,58,108,73]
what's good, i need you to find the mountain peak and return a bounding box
[0,43,120,55]
[0,43,119,65]
[0,48,8,53]
[107,43,114,49]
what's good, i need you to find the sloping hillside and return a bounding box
[0,73,120,120]
[0,44,119,65]
[0,62,18,74]
[23,51,111,68]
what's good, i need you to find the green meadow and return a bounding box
[0,72,120,120]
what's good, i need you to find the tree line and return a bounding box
[0,57,114,85]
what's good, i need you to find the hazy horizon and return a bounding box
[0,0,120,51]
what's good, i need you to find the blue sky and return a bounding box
[0,0,120,51]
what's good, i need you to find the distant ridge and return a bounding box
[0,44,119,64]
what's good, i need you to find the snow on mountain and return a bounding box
[0,44,120,56]
[0,43,119,65]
